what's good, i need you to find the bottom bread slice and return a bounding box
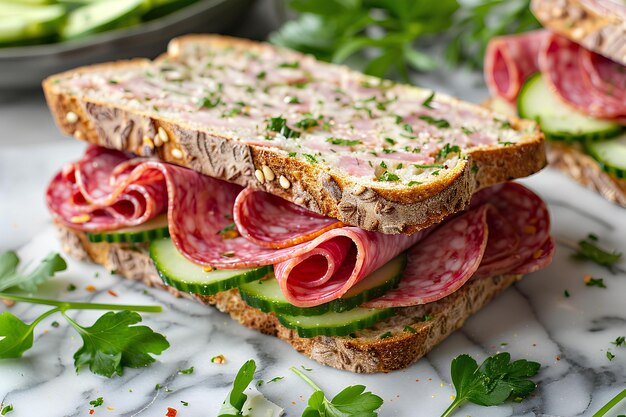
[56,225,521,373]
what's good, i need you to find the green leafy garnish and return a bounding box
[326,137,361,146]
[179,366,194,375]
[612,337,626,347]
[440,352,540,417]
[436,143,461,160]
[573,235,622,267]
[378,171,400,182]
[295,117,319,129]
[607,351,615,361]
[67,311,169,378]
[414,164,444,169]
[303,153,318,164]
[198,96,221,109]
[267,116,301,139]
[585,276,607,289]
[0,251,66,293]
[291,366,383,417]
[89,397,104,407]
[593,388,626,416]
[419,115,450,128]
[422,91,435,109]
[0,405,13,416]
[219,360,256,416]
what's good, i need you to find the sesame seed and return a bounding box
[262,165,275,181]
[279,175,291,189]
[70,214,91,224]
[153,134,163,147]
[158,127,169,143]
[255,169,265,183]
[171,148,183,159]
[65,112,78,124]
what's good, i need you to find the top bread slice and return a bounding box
[43,35,546,235]
[532,0,626,66]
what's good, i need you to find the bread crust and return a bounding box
[532,0,626,66]
[547,142,626,206]
[57,224,521,373]
[43,35,546,235]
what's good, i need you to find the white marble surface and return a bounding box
[2,42,626,417]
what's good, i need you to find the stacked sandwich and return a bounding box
[485,0,626,206]
[43,35,553,373]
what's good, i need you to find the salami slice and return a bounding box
[510,236,555,275]
[580,48,626,102]
[539,33,626,119]
[233,188,342,249]
[484,30,547,102]
[363,206,489,308]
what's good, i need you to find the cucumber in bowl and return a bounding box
[518,73,624,142]
[586,133,626,179]
[239,253,406,316]
[150,237,272,295]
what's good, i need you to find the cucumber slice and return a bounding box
[150,238,272,295]
[277,307,394,338]
[61,0,145,40]
[518,73,624,142]
[239,254,406,316]
[86,214,169,243]
[0,4,64,43]
[586,133,626,179]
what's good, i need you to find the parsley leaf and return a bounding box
[0,405,13,416]
[67,311,169,378]
[422,91,435,108]
[440,352,540,417]
[219,359,256,417]
[419,115,450,128]
[0,312,35,359]
[0,251,67,292]
[378,171,400,181]
[573,235,622,267]
[292,366,383,416]
[326,137,361,146]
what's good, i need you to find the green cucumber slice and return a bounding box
[0,4,64,43]
[150,238,272,295]
[586,133,626,179]
[277,307,394,338]
[239,253,406,316]
[518,73,624,142]
[61,0,145,40]
[86,214,169,243]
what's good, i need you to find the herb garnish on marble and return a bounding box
[0,251,168,378]
[439,352,541,417]
[593,388,626,417]
[573,234,622,267]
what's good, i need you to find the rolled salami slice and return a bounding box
[580,48,626,103]
[539,33,626,119]
[363,205,489,308]
[484,30,547,102]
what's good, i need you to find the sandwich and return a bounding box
[42,34,553,373]
[484,0,626,206]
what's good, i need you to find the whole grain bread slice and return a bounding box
[532,0,626,66]
[43,35,546,235]
[57,224,520,373]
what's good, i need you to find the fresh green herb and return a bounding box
[422,91,436,108]
[0,252,166,377]
[89,397,104,407]
[0,405,13,416]
[573,235,622,267]
[436,143,461,160]
[379,331,392,339]
[303,153,318,164]
[378,172,400,182]
[384,137,396,146]
[440,352,540,417]
[414,164,445,169]
[179,366,194,375]
[403,325,416,333]
[155,384,162,391]
[382,148,396,154]
[432,170,440,176]
[407,181,422,186]
[419,115,450,128]
[219,360,256,416]
[326,138,361,146]
[607,351,616,361]
[612,336,626,347]
[268,376,284,383]
[402,124,413,133]
[295,118,319,130]
[471,162,479,175]
[564,290,570,298]
[422,314,434,322]
[198,96,221,109]
[222,108,243,118]
[278,61,300,68]
[301,365,313,371]
[379,161,387,169]
[498,140,514,146]
[592,388,626,416]
[67,283,77,292]
[495,118,512,129]
[291,366,383,416]
[285,96,301,104]
[51,321,60,328]
[288,152,297,157]
[181,401,189,407]
[585,277,607,289]
[461,127,476,135]
[267,116,301,139]
[396,163,403,169]
[256,70,266,80]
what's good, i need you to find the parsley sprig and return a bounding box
[573,234,622,267]
[440,352,540,417]
[0,251,168,378]
[290,366,383,416]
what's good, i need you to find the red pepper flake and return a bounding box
[85,285,97,292]
[89,410,94,415]
[165,408,177,417]
[532,249,543,259]
[107,290,118,297]
[556,356,561,361]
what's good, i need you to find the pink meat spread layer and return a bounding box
[485,29,626,120]
[47,146,553,308]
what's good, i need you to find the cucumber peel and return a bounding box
[86,214,169,243]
